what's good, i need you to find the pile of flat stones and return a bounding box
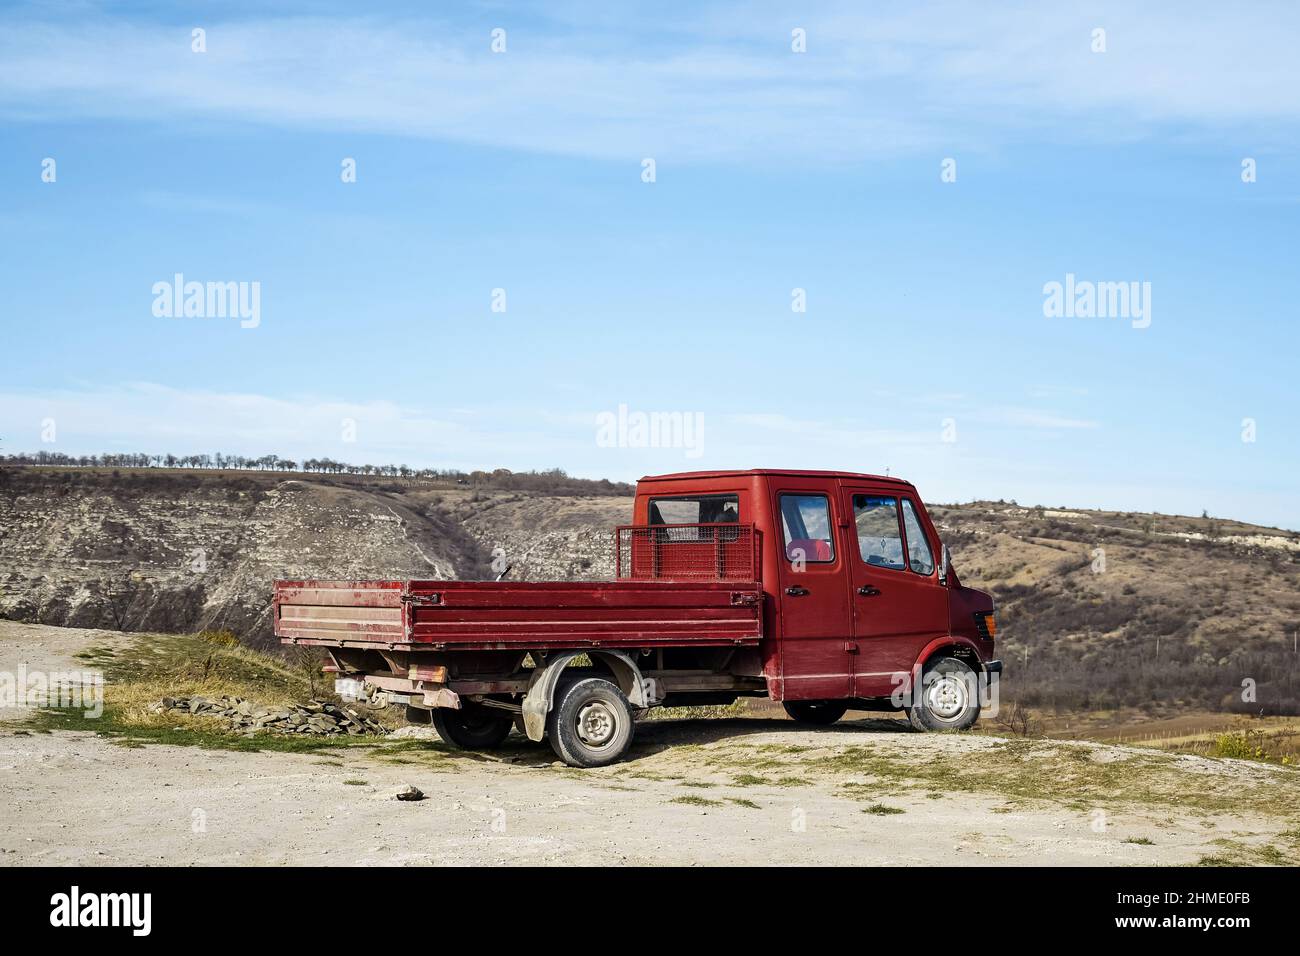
[152,695,388,736]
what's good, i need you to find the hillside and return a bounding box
[1,466,1297,714]
[931,503,1300,714]
[0,468,488,642]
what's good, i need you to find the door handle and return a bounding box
[785,586,809,597]
[857,584,881,597]
[844,641,859,653]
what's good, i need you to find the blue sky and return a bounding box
[1,1,1298,528]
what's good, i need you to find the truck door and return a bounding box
[840,487,949,698]
[773,481,853,700]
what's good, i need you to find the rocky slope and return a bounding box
[0,469,485,646]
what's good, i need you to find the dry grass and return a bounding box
[688,737,1300,824]
[73,630,322,732]
[23,630,395,754]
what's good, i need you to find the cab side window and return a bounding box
[900,499,935,575]
[853,495,905,570]
[780,494,835,563]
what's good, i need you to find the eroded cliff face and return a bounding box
[0,470,480,647]
[439,491,631,582]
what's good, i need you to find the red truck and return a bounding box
[274,469,999,767]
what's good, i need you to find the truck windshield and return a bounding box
[648,494,740,524]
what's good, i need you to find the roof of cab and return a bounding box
[638,468,915,487]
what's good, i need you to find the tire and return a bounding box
[431,703,513,750]
[783,700,849,725]
[906,657,980,731]
[546,676,635,768]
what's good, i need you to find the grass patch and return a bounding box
[697,738,1300,820]
[728,798,761,809]
[1256,845,1287,865]
[644,700,750,721]
[24,630,403,756]
[76,630,324,706]
[670,795,723,808]
[1210,730,1298,766]
[1123,836,1155,846]
[731,773,772,786]
[679,781,717,789]
[343,779,368,786]
[25,705,380,754]
[862,803,905,816]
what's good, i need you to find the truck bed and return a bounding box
[274,579,764,651]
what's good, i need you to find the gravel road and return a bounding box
[1,621,1292,866]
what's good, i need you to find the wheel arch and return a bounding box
[520,650,649,742]
[915,635,985,675]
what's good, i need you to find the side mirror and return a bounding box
[938,544,950,585]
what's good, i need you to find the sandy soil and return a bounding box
[1,621,1293,867]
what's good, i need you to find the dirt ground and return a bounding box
[1,621,1296,867]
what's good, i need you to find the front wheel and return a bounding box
[783,700,849,725]
[907,657,980,731]
[547,677,635,768]
[431,703,514,750]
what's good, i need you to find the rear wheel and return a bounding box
[431,703,513,750]
[907,657,980,731]
[547,676,635,768]
[783,700,849,725]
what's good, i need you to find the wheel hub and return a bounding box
[576,701,617,747]
[926,675,967,719]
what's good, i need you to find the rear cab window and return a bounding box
[648,494,740,525]
[780,494,835,563]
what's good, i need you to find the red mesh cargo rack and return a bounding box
[615,523,759,581]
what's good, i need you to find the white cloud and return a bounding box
[1,382,476,466]
[1,3,1296,164]
[0,384,1090,472]
[4,382,1294,528]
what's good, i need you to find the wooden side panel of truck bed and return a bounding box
[274,579,763,651]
